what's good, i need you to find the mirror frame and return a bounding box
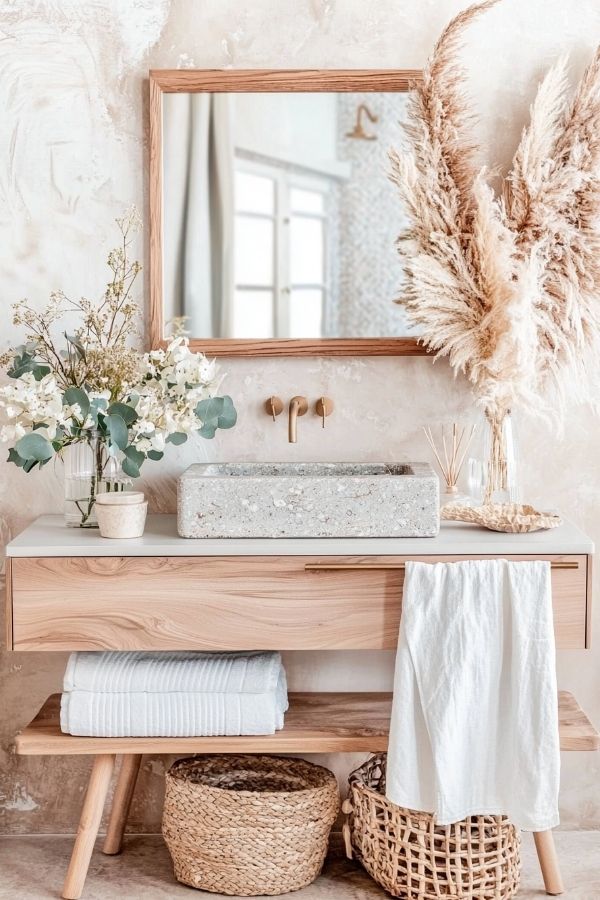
[148,69,426,356]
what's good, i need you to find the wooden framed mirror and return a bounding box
[149,69,425,356]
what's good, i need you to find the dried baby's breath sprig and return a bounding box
[167,316,191,338]
[84,347,140,400]
[4,207,142,396]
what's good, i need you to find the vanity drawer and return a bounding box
[7,554,590,651]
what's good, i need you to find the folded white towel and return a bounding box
[63,650,284,695]
[60,669,288,737]
[386,559,560,831]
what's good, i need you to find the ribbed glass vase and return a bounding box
[482,409,520,505]
[63,431,129,527]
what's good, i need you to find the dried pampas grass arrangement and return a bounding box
[391,0,600,501]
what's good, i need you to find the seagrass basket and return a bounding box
[343,754,521,900]
[162,754,340,896]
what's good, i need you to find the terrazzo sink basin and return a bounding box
[177,462,439,538]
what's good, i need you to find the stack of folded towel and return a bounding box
[60,650,288,737]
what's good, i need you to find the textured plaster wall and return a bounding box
[1,0,600,834]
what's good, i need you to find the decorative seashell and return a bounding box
[440,503,562,533]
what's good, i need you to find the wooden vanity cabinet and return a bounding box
[4,515,596,900]
[6,549,592,652]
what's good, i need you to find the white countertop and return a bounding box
[5,514,594,557]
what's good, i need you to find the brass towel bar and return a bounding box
[305,561,578,572]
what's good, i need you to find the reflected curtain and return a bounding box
[163,93,234,337]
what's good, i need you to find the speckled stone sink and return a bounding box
[177,462,439,539]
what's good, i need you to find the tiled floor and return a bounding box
[0,832,599,899]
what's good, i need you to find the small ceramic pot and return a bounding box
[96,499,148,539]
[96,491,145,507]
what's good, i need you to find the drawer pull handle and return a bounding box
[304,561,579,572]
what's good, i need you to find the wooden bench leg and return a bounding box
[102,754,142,855]
[534,830,564,895]
[62,754,116,900]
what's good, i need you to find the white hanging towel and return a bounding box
[386,559,560,831]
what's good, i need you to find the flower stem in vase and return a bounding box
[483,408,519,505]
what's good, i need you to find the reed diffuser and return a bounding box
[423,424,477,506]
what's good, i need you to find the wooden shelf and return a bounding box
[15,691,599,756]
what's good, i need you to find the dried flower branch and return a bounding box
[392,1,600,497]
[0,208,237,485]
[3,207,143,400]
[394,0,600,412]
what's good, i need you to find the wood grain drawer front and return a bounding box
[9,554,589,651]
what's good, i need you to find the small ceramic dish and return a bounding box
[441,503,562,533]
[96,492,145,506]
[96,500,148,539]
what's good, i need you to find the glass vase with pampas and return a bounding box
[391,0,600,511]
[482,407,519,505]
[423,424,476,507]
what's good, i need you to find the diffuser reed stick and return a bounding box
[423,424,477,495]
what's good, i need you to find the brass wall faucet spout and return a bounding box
[288,396,308,443]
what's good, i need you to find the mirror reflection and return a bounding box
[162,91,416,340]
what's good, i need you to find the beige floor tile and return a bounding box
[0,832,598,899]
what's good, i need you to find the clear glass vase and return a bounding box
[482,409,520,505]
[63,432,129,527]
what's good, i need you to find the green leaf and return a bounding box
[7,447,25,468]
[22,459,40,473]
[121,446,145,478]
[63,387,90,422]
[123,445,145,466]
[88,396,108,426]
[32,365,51,382]
[14,432,54,462]
[216,395,237,430]
[64,333,87,361]
[196,397,225,423]
[198,422,217,439]
[107,402,138,426]
[121,457,140,479]
[7,348,50,381]
[196,395,237,432]
[147,450,163,461]
[166,432,187,446]
[106,414,129,452]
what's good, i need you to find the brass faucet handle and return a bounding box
[315,396,334,428]
[289,396,308,416]
[264,396,284,421]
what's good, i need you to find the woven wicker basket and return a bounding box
[162,754,340,896]
[343,754,521,900]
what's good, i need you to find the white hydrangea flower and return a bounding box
[1,334,228,472]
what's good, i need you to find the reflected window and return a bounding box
[233,161,329,339]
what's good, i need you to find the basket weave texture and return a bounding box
[345,754,521,900]
[162,754,340,896]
